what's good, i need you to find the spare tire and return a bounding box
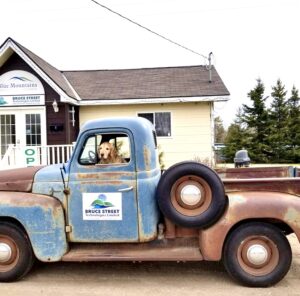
[156,161,227,228]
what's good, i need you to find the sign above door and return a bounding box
[0,70,45,106]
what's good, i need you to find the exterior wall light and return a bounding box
[52,99,59,113]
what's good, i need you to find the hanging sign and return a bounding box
[0,70,45,106]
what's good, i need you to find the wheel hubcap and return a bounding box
[180,185,202,206]
[237,236,279,276]
[0,243,12,263]
[246,244,268,266]
[170,175,212,217]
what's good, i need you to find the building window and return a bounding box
[138,112,171,137]
[26,114,41,146]
[0,114,16,158]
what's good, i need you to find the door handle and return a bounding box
[118,186,133,192]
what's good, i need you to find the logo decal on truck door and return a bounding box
[82,193,122,220]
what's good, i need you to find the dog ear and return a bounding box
[110,144,118,160]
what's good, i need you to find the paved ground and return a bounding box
[1,234,300,296]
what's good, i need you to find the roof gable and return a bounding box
[0,37,79,103]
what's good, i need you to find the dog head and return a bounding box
[97,142,117,163]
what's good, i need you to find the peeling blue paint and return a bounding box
[0,192,67,261]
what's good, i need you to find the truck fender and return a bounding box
[199,191,300,261]
[0,192,68,262]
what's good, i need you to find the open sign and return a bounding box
[23,147,39,166]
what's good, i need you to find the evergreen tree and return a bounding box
[268,79,289,162]
[241,79,271,163]
[286,86,300,162]
[214,116,226,143]
[222,108,251,162]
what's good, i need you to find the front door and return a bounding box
[67,129,139,242]
[0,108,46,159]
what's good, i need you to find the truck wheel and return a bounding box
[223,222,292,287]
[0,222,35,282]
[156,161,226,228]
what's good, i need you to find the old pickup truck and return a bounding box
[0,117,299,287]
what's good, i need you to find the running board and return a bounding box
[62,238,203,262]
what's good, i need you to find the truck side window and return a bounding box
[79,133,130,165]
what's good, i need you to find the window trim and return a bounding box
[137,111,172,138]
[78,132,132,166]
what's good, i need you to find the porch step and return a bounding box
[62,238,203,262]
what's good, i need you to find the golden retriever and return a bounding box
[97,142,125,164]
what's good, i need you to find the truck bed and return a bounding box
[216,166,300,196]
[216,166,299,179]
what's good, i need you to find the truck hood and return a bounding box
[34,164,65,183]
[0,166,44,192]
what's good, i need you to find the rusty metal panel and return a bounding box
[164,218,198,239]
[0,191,67,261]
[0,166,43,192]
[68,170,138,242]
[223,177,300,196]
[62,237,203,262]
[199,191,300,261]
[216,166,294,179]
[136,169,161,242]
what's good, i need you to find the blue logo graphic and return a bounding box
[0,97,7,105]
[91,194,114,209]
[9,76,32,82]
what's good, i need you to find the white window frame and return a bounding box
[137,111,172,138]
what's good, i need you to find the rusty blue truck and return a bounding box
[0,117,300,287]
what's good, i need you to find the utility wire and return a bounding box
[90,0,208,60]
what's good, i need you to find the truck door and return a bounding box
[67,129,138,242]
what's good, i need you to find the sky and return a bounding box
[1,0,300,127]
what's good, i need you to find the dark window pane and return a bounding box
[36,135,41,145]
[26,115,30,124]
[138,113,154,124]
[31,136,37,145]
[26,127,31,135]
[5,125,11,135]
[155,112,171,137]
